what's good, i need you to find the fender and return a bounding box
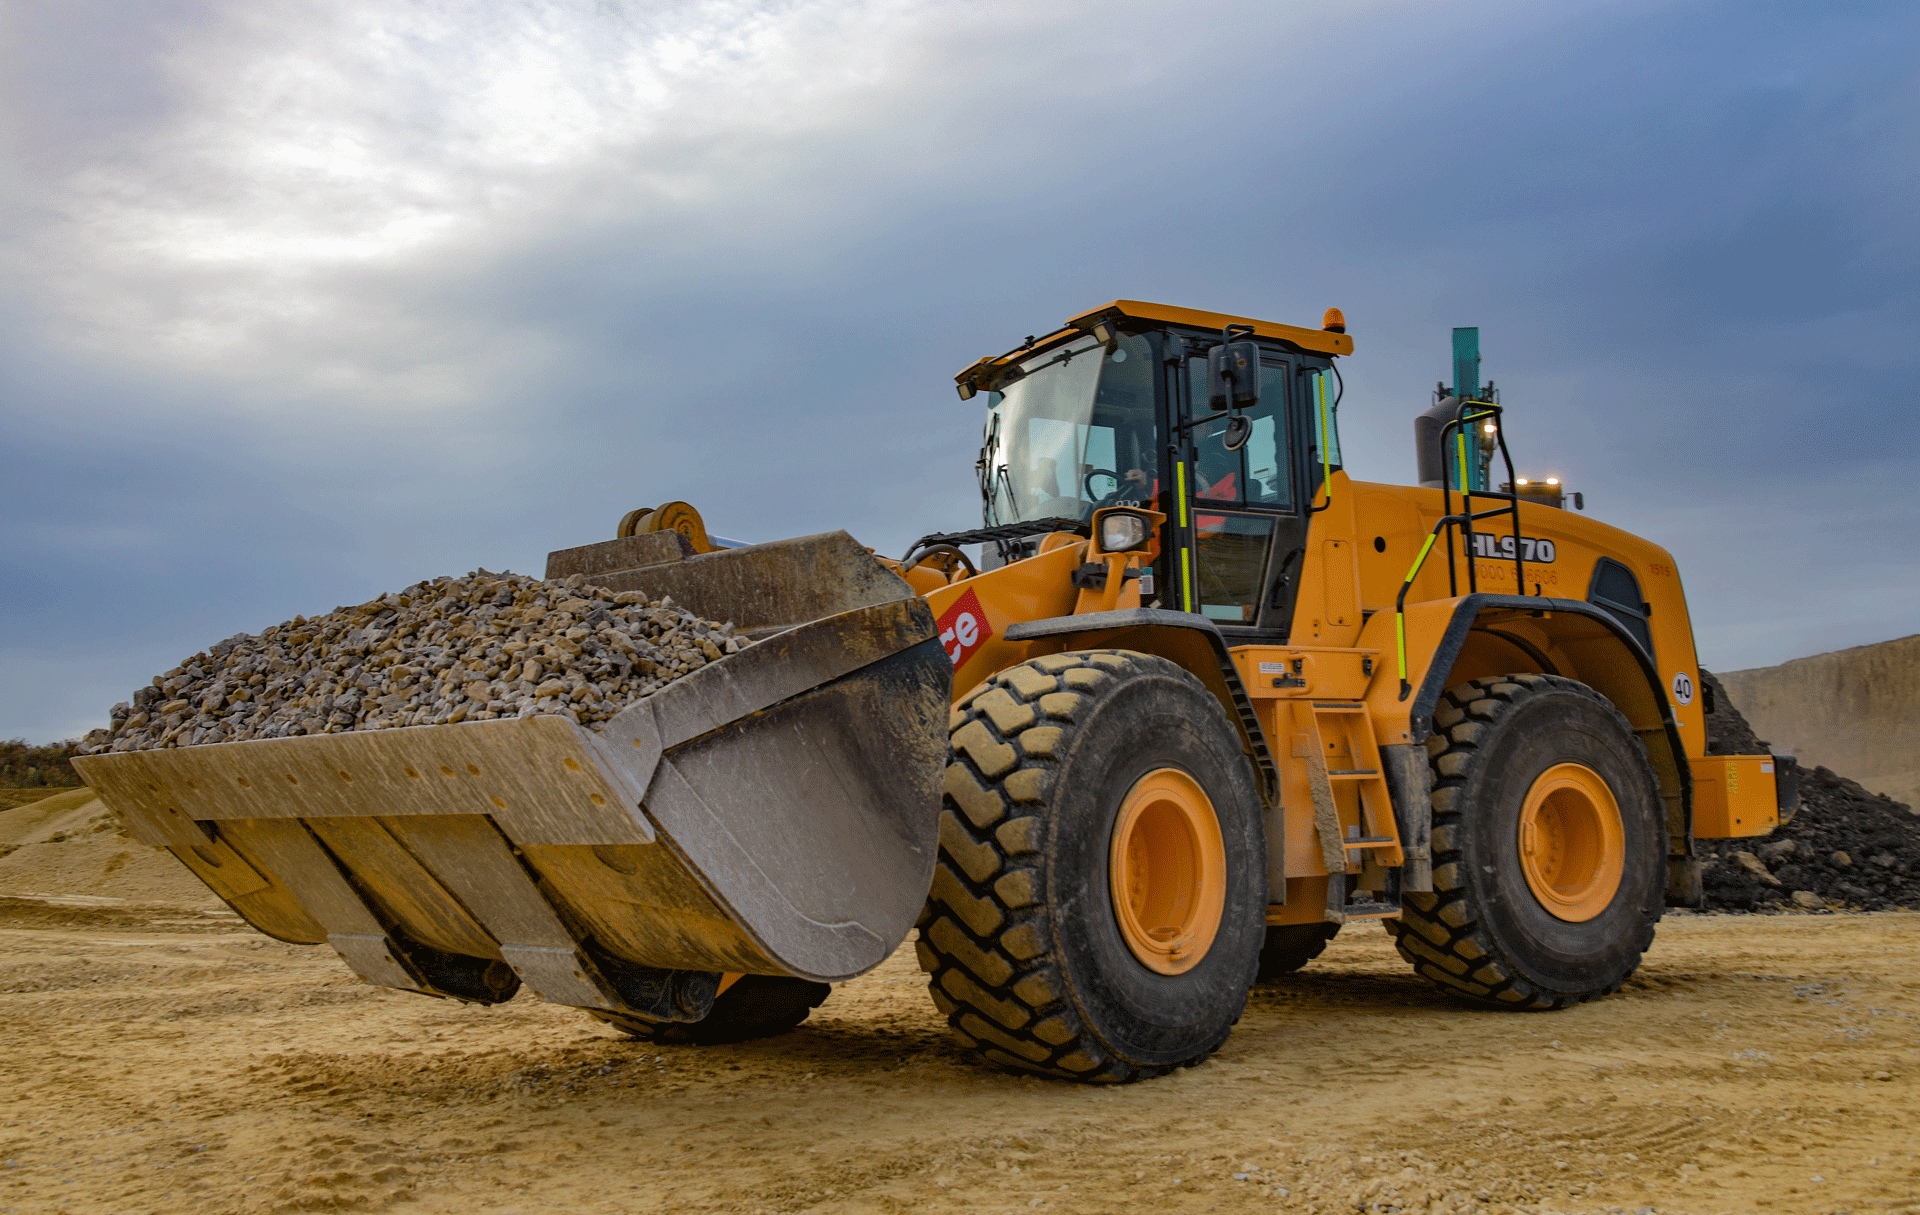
[1411,593,1698,902]
[1003,609,1278,808]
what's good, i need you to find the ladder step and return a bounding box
[1327,768,1380,778]
[1343,900,1401,920]
[1311,702,1366,712]
[1342,836,1396,848]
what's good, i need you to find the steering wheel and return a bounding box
[1083,468,1121,503]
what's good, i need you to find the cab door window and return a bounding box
[1193,512,1277,623]
[1184,361,1294,507]
[1179,356,1302,627]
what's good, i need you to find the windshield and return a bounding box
[982,332,1156,525]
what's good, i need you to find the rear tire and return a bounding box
[588,975,830,1045]
[1256,923,1339,980]
[1387,674,1665,1009]
[917,650,1267,1082]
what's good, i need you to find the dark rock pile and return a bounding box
[81,571,747,753]
[1697,668,1920,911]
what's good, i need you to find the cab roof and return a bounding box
[952,299,1353,392]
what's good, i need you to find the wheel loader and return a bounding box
[73,299,1795,1082]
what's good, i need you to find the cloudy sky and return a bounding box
[4,0,1917,742]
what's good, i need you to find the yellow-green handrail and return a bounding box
[1395,400,1511,701]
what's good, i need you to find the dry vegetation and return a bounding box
[0,737,83,794]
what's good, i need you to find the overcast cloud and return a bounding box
[3,0,1917,741]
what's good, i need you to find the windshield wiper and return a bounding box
[993,464,1021,523]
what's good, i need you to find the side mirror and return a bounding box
[1207,339,1261,412]
[1222,414,1252,452]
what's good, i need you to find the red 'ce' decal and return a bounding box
[936,588,992,669]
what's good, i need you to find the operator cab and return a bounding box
[957,300,1352,640]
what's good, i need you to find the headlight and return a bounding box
[1099,512,1150,553]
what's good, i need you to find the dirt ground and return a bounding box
[3,798,1919,1215]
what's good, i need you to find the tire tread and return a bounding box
[919,649,1247,1082]
[1385,673,1663,1010]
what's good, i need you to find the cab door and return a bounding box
[1173,353,1309,637]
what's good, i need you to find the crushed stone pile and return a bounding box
[82,570,748,753]
[1697,668,1920,912]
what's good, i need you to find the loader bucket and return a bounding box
[73,531,951,1023]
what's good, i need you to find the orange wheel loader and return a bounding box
[73,300,1794,1082]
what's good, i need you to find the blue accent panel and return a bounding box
[1451,326,1480,402]
[1450,327,1485,490]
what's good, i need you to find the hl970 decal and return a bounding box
[1469,532,1557,563]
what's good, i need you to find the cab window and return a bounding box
[1194,513,1276,623]
[1184,360,1293,508]
[985,333,1157,524]
[1588,558,1653,654]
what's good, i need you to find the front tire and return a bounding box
[917,650,1267,1082]
[1387,674,1666,1009]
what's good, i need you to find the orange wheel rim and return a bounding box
[1109,768,1226,975]
[1518,762,1625,922]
